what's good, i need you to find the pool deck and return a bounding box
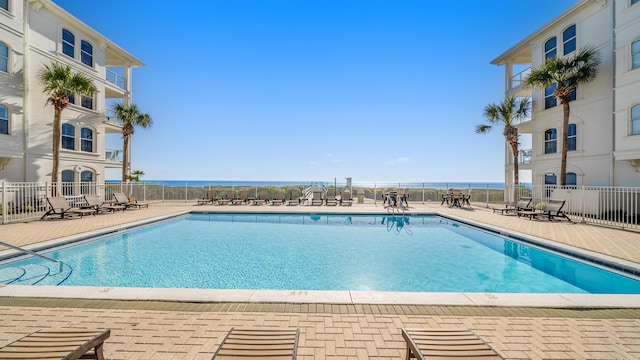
[1,201,640,359]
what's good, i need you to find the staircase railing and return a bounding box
[0,241,64,273]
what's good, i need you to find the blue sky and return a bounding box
[55,0,578,182]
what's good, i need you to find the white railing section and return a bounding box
[106,68,125,89]
[105,148,123,163]
[1,181,638,230]
[511,67,531,88]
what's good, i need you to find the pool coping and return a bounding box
[2,210,640,308]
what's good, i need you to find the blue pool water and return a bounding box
[1,214,640,293]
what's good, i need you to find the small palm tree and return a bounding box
[113,103,152,182]
[476,95,530,203]
[39,62,96,184]
[126,170,145,183]
[524,46,600,185]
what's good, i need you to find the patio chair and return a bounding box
[112,192,149,209]
[253,190,269,205]
[340,190,353,206]
[41,196,97,219]
[198,190,218,205]
[533,199,572,222]
[493,197,532,215]
[217,191,234,205]
[212,327,299,359]
[271,190,286,205]
[0,328,111,360]
[287,189,302,206]
[325,188,338,206]
[232,190,248,205]
[402,328,504,360]
[84,194,126,213]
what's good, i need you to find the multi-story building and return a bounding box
[492,0,640,189]
[0,0,142,183]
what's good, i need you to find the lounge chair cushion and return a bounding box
[402,328,503,360]
[0,329,110,360]
[212,327,299,359]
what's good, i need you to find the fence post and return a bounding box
[422,183,425,204]
[581,185,586,223]
[162,181,165,202]
[486,184,489,208]
[185,181,188,203]
[1,182,6,224]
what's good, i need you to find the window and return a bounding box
[545,173,557,185]
[61,124,75,150]
[545,84,557,109]
[61,170,74,195]
[633,0,640,5]
[563,25,576,55]
[633,38,640,70]
[81,128,93,152]
[62,29,75,58]
[0,105,7,134]
[565,172,577,186]
[0,42,7,72]
[67,91,75,105]
[80,40,93,67]
[81,96,93,110]
[632,104,640,135]
[545,128,557,154]
[545,37,557,60]
[567,123,577,151]
[0,0,7,11]
[80,170,94,194]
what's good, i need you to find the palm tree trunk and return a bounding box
[51,108,62,193]
[560,101,571,186]
[122,134,130,183]
[510,142,519,204]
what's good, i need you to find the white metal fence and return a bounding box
[1,181,638,230]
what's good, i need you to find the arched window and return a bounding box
[80,40,93,67]
[563,25,576,55]
[544,83,557,109]
[61,124,75,150]
[61,170,75,195]
[544,37,557,60]
[632,104,640,135]
[632,38,640,70]
[62,29,75,58]
[0,105,8,134]
[0,41,8,72]
[80,170,94,194]
[81,127,93,152]
[0,0,8,11]
[545,129,557,154]
[567,123,577,151]
[565,172,577,186]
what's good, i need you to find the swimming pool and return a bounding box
[2,213,640,294]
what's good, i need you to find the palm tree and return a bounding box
[39,62,96,184]
[476,95,530,203]
[113,103,152,182]
[126,169,145,183]
[524,46,600,185]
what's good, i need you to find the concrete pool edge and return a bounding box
[1,284,640,308]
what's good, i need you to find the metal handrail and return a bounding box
[0,241,64,273]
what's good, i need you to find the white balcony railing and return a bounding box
[106,68,125,89]
[105,148,123,163]
[519,149,532,164]
[511,66,531,89]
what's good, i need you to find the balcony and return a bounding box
[106,68,125,89]
[507,66,532,98]
[518,149,532,164]
[105,148,123,164]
